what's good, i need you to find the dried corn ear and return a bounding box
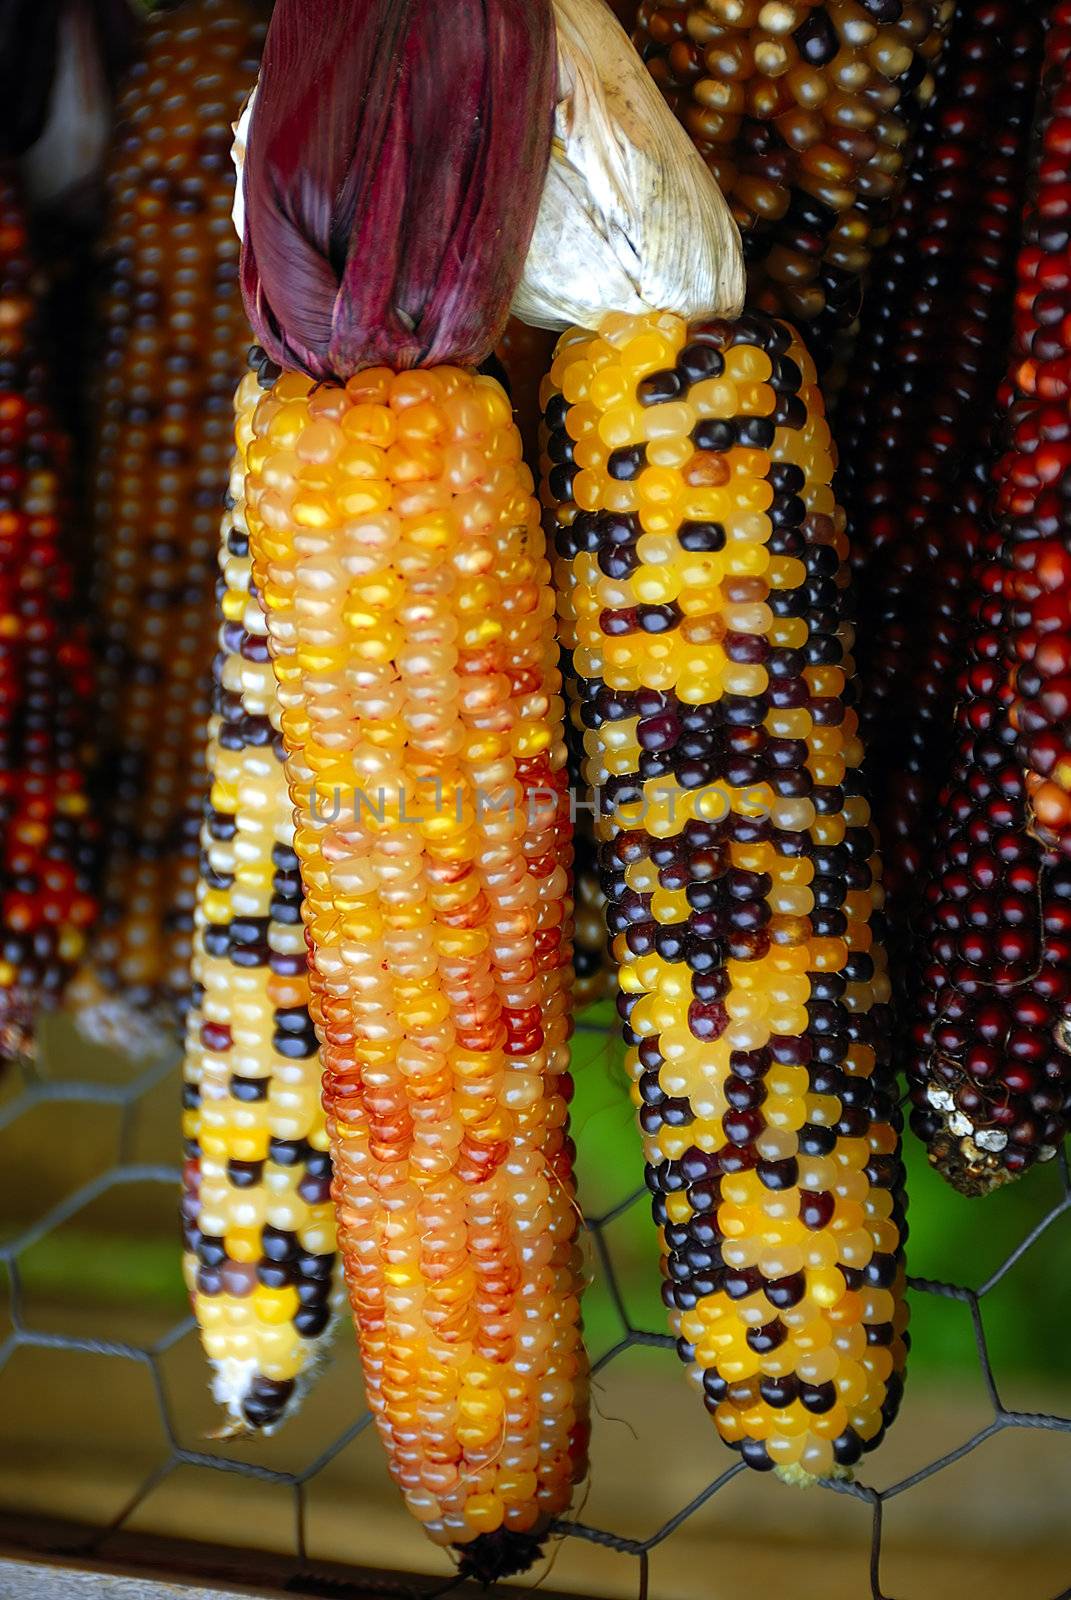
[998,6,1071,852]
[70,0,267,1053]
[237,358,588,1574]
[634,0,954,369]
[182,446,342,1433]
[542,309,907,1480]
[909,548,1071,1193]
[0,166,97,1057]
[836,0,1042,921]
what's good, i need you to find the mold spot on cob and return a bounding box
[182,436,344,1435]
[522,0,907,1482]
[233,0,587,1572]
[0,166,98,1059]
[68,0,269,1057]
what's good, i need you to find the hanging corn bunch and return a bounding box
[233,0,587,1572]
[529,0,907,1481]
[908,6,1071,1194]
[69,0,268,1054]
[632,0,955,371]
[0,167,97,1057]
[835,1,1042,928]
[182,439,343,1434]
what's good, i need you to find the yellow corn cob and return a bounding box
[70,0,267,1053]
[542,308,908,1480]
[182,446,343,1433]
[236,358,589,1572]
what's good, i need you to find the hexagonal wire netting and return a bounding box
[0,1007,1069,1600]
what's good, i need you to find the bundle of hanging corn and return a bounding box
[524,0,908,1483]
[908,4,1071,1194]
[232,0,589,1572]
[632,0,955,372]
[0,109,98,1058]
[835,1,1043,936]
[69,0,268,1056]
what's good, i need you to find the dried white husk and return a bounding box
[512,0,744,333]
[20,0,110,210]
[231,86,255,243]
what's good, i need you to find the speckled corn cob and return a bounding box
[998,7,1071,853]
[909,544,1071,1193]
[0,168,97,1056]
[542,309,907,1480]
[237,360,588,1572]
[634,0,954,370]
[835,0,1042,922]
[182,445,342,1434]
[70,0,267,1052]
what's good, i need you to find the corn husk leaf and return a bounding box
[512,0,744,332]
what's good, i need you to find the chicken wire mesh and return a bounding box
[0,1008,1068,1600]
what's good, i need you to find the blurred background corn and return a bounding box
[542,309,908,1480]
[182,441,342,1435]
[834,1,1041,937]
[69,0,267,1054]
[237,358,589,1573]
[998,5,1071,854]
[0,166,97,1058]
[633,0,954,372]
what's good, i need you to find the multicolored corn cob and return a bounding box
[238,358,588,1571]
[633,0,954,369]
[909,549,1071,1193]
[0,167,97,1056]
[835,0,1042,920]
[70,0,266,1052]
[182,443,342,1434]
[542,309,908,1480]
[999,6,1071,853]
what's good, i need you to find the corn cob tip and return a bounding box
[70,984,175,1062]
[913,1119,1026,1201]
[774,1461,852,1491]
[456,1528,547,1584]
[0,1000,35,1065]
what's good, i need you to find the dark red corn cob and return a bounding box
[909,543,1071,1195]
[835,1,1043,931]
[0,168,97,1056]
[998,7,1071,852]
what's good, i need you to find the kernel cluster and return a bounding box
[71,0,267,1051]
[0,170,97,1057]
[542,309,907,1480]
[238,362,589,1568]
[634,0,954,368]
[182,422,343,1432]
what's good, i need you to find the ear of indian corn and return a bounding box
[0,166,97,1057]
[542,308,907,1480]
[238,359,588,1574]
[997,6,1071,853]
[69,0,267,1054]
[633,0,954,370]
[834,0,1042,929]
[182,431,343,1433]
[908,536,1071,1193]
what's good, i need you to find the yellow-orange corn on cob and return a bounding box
[237,358,588,1573]
[0,168,97,1056]
[71,0,267,1052]
[634,0,954,370]
[182,447,343,1433]
[542,309,907,1480]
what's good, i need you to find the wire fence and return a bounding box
[0,1012,1069,1600]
